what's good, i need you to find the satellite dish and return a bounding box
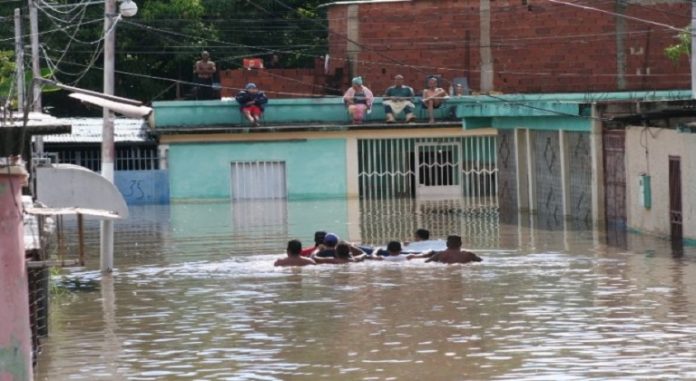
[119,0,138,18]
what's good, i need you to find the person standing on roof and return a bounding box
[193,51,217,100]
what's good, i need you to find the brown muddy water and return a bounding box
[35,199,696,380]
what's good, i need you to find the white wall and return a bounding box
[625,126,696,240]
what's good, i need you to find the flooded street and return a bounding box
[35,199,696,380]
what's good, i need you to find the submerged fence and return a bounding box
[357,136,498,206]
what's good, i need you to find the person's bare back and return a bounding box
[275,240,316,267]
[427,248,482,264]
[274,256,315,267]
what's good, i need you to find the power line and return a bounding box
[546,0,685,33]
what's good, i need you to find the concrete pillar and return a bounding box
[525,129,537,213]
[0,164,32,381]
[590,104,606,229]
[345,137,359,198]
[514,129,529,212]
[346,5,360,77]
[559,130,571,218]
[480,0,494,93]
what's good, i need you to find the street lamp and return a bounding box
[101,0,137,274]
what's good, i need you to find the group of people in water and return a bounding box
[274,229,482,267]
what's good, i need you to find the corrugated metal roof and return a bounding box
[43,118,150,143]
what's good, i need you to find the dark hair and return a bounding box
[287,240,302,256]
[387,241,402,253]
[446,235,462,249]
[415,228,430,240]
[314,231,327,246]
[336,242,351,259]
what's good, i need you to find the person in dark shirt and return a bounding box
[383,74,416,123]
[301,231,326,257]
[235,83,268,127]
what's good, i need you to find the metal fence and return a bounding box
[358,136,498,207]
[46,145,160,172]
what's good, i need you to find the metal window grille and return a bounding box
[230,161,287,201]
[47,146,160,172]
[358,136,498,207]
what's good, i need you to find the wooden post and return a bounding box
[0,164,32,381]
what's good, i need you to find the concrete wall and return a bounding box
[168,139,347,200]
[114,170,170,205]
[625,127,696,240]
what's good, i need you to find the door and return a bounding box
[603,129,627,248]
[414,142,462,198]
[669,156,682,240]
[230,161,287,200]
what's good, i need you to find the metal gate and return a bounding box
[357,136,497,204]
[415,142,462,198]
[669,156,682,240]
[230,161,286,200]
[603,130,627,227]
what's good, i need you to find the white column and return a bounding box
[525,129,537,213]
[101,0,117,273]
[559,130,571,218]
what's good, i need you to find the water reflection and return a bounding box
[35,198,696,380]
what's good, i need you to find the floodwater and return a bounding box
[35,199,696,380]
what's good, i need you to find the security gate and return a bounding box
[415,142,462,198]
[230,161,287,200]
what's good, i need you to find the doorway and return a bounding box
[668,156,682,240]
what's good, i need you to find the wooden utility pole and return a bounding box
[101,0,116,273]
[28,0,41,112]
[480,0,493,93]
[14,8,25,114]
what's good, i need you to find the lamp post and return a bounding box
[101,0,137,273]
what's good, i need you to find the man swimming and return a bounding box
[301,231,326,257]
[366,241,408,262]
[274,240,316,267]
[314,242,367,264]
[409,235,482,264]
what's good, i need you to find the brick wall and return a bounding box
[324,0,690,95]
[220,68,324,98]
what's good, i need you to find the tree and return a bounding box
[665,27,691,63]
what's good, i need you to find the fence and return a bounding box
[357,136,498,207]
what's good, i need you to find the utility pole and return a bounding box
[29,0,43,157]
[692,1,695,99]
[101,0,117,273]
[14,8,25,114]
[480,0,493,93]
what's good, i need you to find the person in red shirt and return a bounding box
[300,231,326,257]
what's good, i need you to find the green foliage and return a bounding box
[0,50,16,98]
[0,0,331,114]
[665,27,691,63]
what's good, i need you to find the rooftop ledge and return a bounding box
[151,90,691,131]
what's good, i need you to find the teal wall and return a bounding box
[492,116,591,132]
[153,90,691,128]
[168,139,347,200]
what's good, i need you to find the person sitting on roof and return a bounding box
[343,76,374,124]
[422,76,449,124]
[383,74,416,123]
[235,83,268,127]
